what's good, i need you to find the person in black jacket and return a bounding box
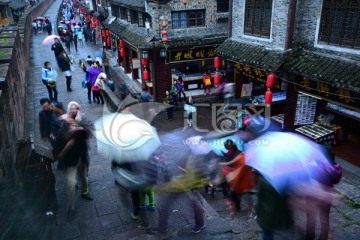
[39,98,56,139]
[57,51,73,91]
[51,38,64,66]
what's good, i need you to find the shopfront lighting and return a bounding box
[160,48,167,58]
[141,50,149,60]
[214,56,221,69]
[143,69,150,81]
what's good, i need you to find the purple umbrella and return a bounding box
[245,131,331,194]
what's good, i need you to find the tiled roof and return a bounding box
[10,0,28,10]
[104,17,227,50]
[215,39,288,71]
[0,0,10,4]
[110,0,146,11]
[103,18,153,49]
[283,49,360,92]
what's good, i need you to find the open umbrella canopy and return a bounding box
[37,16,44,20]
[94,113,161,163]
[121,102,173,123]
[58,24,68,29]
[245,131,330,194]
[42,35,61,45]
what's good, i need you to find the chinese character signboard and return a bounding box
[294,77,360,110]
[234,63,282,89]
[169,47,217,63]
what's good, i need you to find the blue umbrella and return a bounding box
[58,24,68,29]
[245,131,331,194]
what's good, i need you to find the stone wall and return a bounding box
[293,0,360,61]
[0,0,53,181]
[232,0,289,50]
[146,0,228,37]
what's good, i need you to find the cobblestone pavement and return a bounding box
[2,1,359,240]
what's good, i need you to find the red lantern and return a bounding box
[266,74,276,89]
[119,39,125,47]
[120,49,125,57]
[214,56,221,69]
[141,58,148,66]
[143,70,149,81]
[214,73,221,86]
[97,32,101,39]
[105,30,109,38]
[106,37,111,45]
[265,90,273,106]
[162,37,168,43]
[161,30,168,35]
[161,23,167,28]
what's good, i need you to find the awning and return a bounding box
[215,39,288,71]
[283,49,360,93]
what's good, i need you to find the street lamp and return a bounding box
[160,48,167,58]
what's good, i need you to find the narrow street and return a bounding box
[1,0,357,239]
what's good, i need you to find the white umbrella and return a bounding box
[94,112,161,163]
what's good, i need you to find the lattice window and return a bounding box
[130,10,138,24]
[120,7,127,20]
[127,9,131,22]
[111,5,120,18]
[138,13,144,27]
[244,0,273,38]
[319,0,360,49]
[172,10,205,29]
[217,0,230,13]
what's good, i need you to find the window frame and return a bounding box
[111,5,120,18]
[171,10,206,29]
[217,0,230,13]
[243,0,273,39]
[120,7,127,20]
[318,0,360,49]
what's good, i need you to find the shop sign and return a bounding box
[169,47,217,63]
[294,77,360,110]
[234,63,281,89]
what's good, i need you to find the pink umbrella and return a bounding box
[71,19,77,24]
[42,35,61,45]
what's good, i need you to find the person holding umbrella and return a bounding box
[51,38,65,66]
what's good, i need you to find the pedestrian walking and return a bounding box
[77,30,83,45]
[73,34,78,52]
[39,98,56,140]
[85,61,102,104]
[92,72,106,104]
[103,55,110,75]
[51,38,65,66]
[32,21,37,34]
[57,51,73,91]
[46,22,52,35]
[163,90,175,120]
[184,96,195,126]
[305,144,342,240]
[176,76,186,102]
[41,61,58,103]
[203,69,212,95]
[54,101,93,221]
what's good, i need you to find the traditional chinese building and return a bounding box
[215,0,360,166]
[104,0,229,101]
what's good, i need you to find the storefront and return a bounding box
[169,46,223,91]
[280,50,360,166]
[215,39,289,115]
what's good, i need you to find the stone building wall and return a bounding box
[0,0,53,181]
[146,0,228,38]
[232,0,289,50]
